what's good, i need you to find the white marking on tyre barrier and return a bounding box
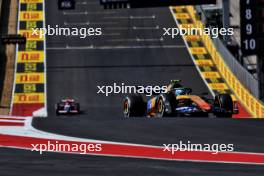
[46,45,186,50]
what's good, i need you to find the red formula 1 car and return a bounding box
[55,99,80,115]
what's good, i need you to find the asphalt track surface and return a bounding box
[2,0,264,175]
[1,148,264,176]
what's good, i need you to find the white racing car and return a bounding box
[55,99,80,115]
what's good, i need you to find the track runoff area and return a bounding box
[1,0,264,176]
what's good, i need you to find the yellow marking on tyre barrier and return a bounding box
[21,0,43,3]
[17,51,44,63]
[208,83,228,90]
[178,24,195,29]
[184,35,200,42]
[172,7,185,12]
[195,60,214,66]
[190,47,207,55]
[20,11,43,21]
[175,13,190,19]
[16,73,44,84]
[19,30,44,41]
[202,72,220,79]
[13,93,44,103]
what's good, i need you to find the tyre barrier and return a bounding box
[11,0,47,117]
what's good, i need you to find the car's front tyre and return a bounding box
[156,97,165,118]
[214,94,233,118]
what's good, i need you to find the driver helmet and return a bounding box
[175,89,184,95]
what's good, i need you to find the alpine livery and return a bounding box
[55,99,80,115]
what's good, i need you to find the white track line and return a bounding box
[133,26,160,30]
[63,11,117,15]
[104,27,131,30]
[46,45,186,50]
[76,1,98,5]
[66,33,121,37]
[0,119,25,123]
[107,38,164,42]
[104,26,160,30]
[64,21,118,26]
[101,33,121,36]
[103,15,156,19]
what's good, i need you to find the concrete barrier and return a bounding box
[186,6,264,118]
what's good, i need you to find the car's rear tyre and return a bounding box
[123,94,145,118]
[155,93,176,118]
[214,94,233,118]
